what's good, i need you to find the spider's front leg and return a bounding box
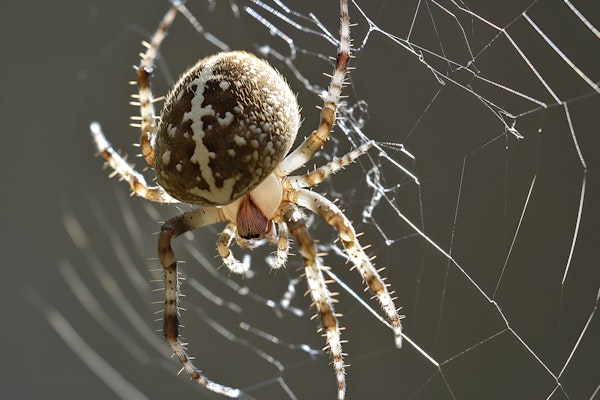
[216,222,250,275]
[267,222,290,269]
[158,206,244,398]
[291,189,403,348]
[282,203,346,400]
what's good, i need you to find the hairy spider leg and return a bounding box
[290,189,403,348]
[136,6,178,167]
[90,122,178,203]
[158,206,252,399]
[276,0,351,176]
[282,203,347,400]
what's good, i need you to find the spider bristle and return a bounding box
[130,94,140,98]
[128,80,137,85]
[334,313,343,318]
[129,123,142,128]
[129,101,141,106]
[152,287,165,292]
[153,96,166,103]
[130,116,143,120]
[311,314,319,321]
[141,40,151,49]
[376,267,386,273]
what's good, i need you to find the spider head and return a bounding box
[222,173,283,240]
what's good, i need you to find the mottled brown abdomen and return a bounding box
[154,51,300,205]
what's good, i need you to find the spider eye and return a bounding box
[236,195,272,240]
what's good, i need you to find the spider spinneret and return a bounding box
[90,1,402,399]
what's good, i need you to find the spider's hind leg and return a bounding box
[135,5,178,167]
[90,122,178,203]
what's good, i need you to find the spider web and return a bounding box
[49,0,599,399]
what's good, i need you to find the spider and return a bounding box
[90,1,402,398]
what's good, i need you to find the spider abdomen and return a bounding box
[154,51,300,206]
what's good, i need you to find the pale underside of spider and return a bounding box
[90,1,402,399]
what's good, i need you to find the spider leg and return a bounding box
[158,206,246,398]
[282,203,346,400]
[136,5,178,167]
[266,222,290,269]
[217,223,250,274]
[90,122,179,203]
[288,189,403,348]
[284,142,371,190]
[276,0,351,176]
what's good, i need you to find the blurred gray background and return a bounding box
[1,1,599,399]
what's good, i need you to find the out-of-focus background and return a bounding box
[1,1,599,399]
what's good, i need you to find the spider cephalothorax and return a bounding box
[90,1,402,399]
